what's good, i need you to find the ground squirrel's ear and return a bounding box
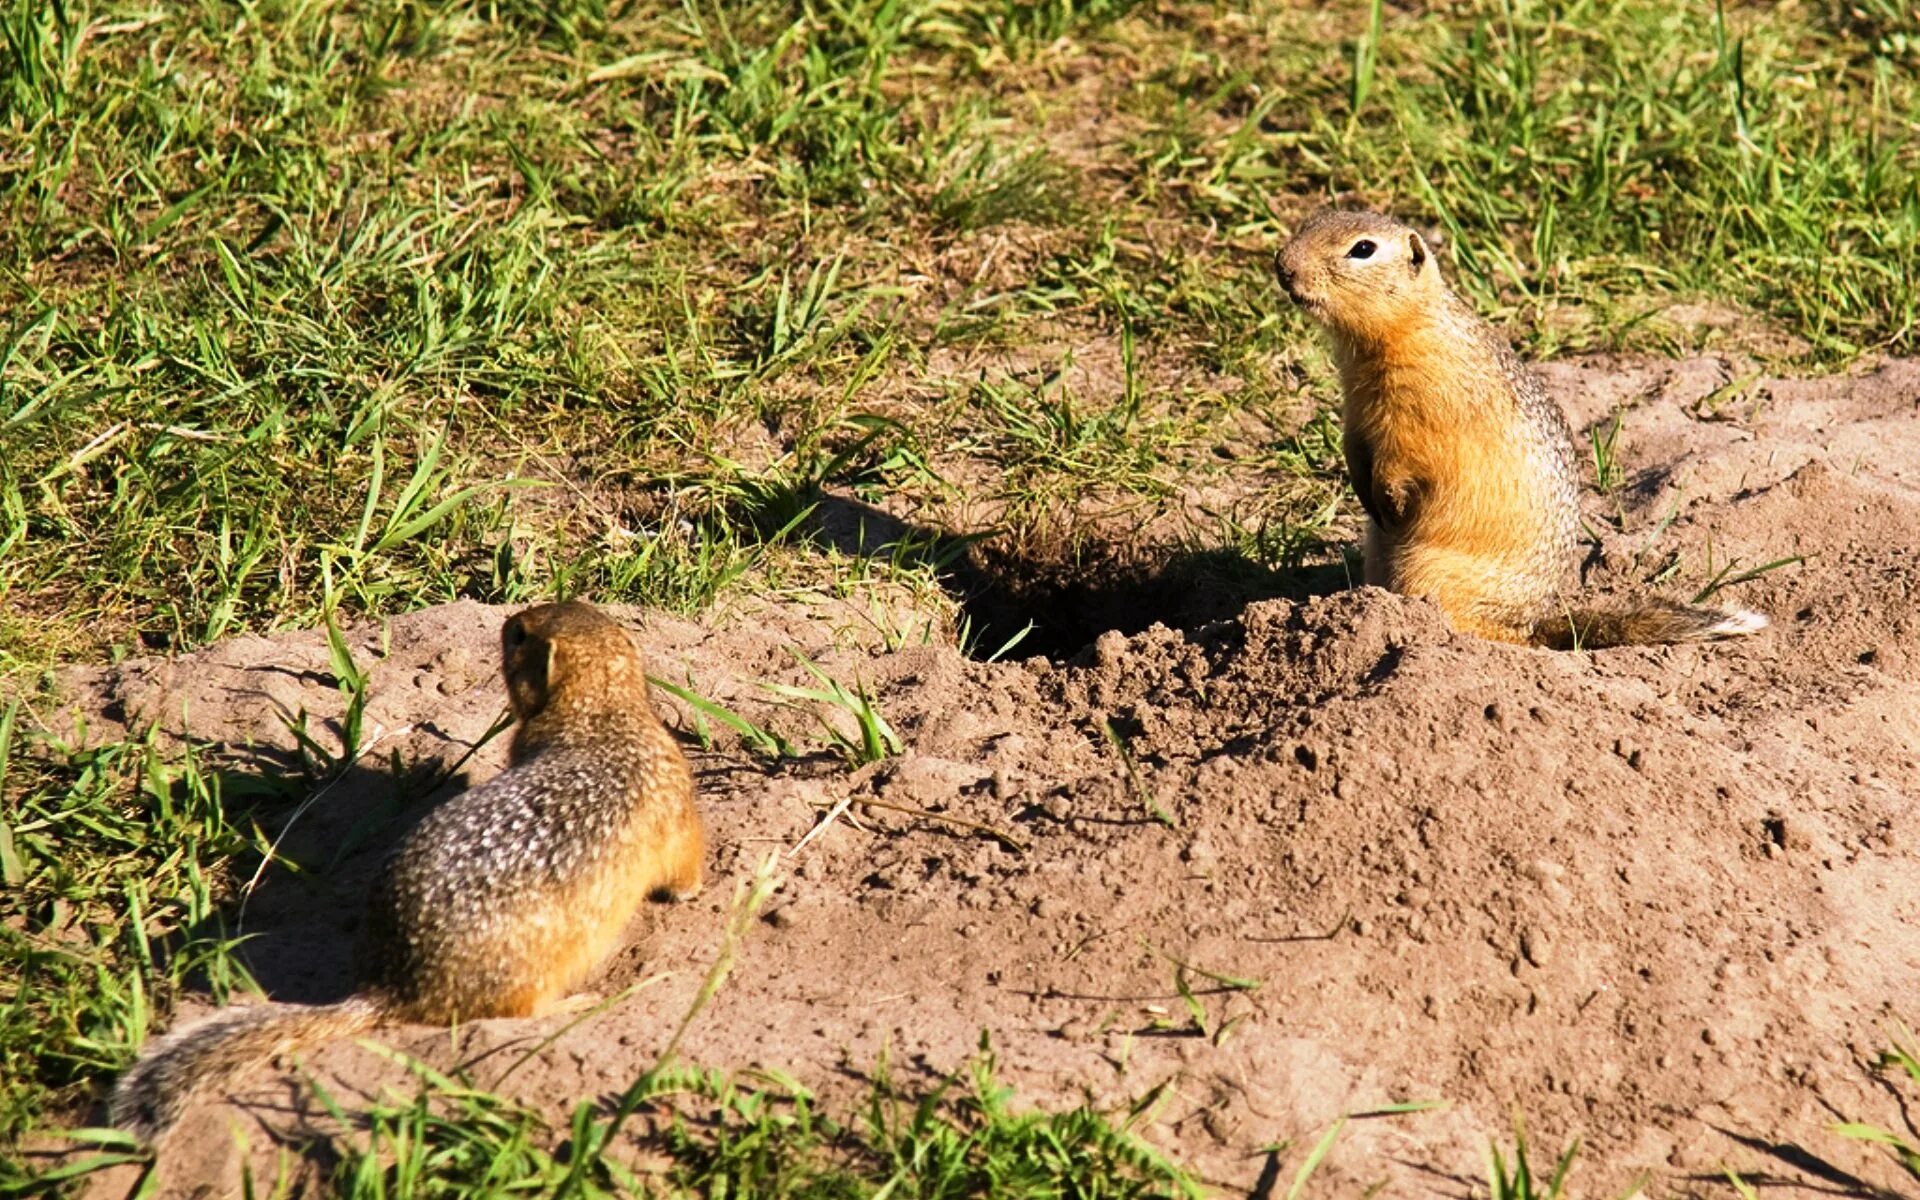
[1408,232,1427,275]
[505,627,554,718]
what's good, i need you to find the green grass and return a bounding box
[0,705,271,1146]
[2,0,1918,1190]
[764,651,904,765]
[278,1039,1201,1200]
[2,0,1913,672]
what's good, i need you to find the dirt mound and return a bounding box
[54,356,1920,1196]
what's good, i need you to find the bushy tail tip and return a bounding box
[1703,607,1770,638]
[1537,598,1770,649]
[111,995,383,1144]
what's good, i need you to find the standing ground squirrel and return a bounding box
[1275,209,1768,648]
[111,601,704,1142]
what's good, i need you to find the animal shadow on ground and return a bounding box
[67,752,443,1143]
[199,753,460,1009]
[792,491,1353,662]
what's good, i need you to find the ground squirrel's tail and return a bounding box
[110,994,384,1144]
[1535,598,1769,650]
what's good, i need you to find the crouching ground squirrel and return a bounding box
[1276,209,1768,648]
[112,601,704,1142]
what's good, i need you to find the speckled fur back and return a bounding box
[360,719,700,1020]
[362,603,703,1021]
[110,601,704,1142]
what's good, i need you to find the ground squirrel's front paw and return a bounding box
[652,876,702,902]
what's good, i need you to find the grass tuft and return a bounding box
[0,713,270,1143]
[289,1036,1200,1199]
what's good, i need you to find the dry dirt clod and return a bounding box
[1520,928,1553,968]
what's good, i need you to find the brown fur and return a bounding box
[1536,598,1770,650]
[1276,209,1767,647]
[111,602,702,1143]
[109,997,383,1141]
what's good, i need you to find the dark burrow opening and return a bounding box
[944,539,1354,664]
[764,490,1357,665]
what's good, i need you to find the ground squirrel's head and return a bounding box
[1274,209,1442,347]
[502,601,649,731]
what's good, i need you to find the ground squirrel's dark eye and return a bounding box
[1347,240,1377,260]
[505,622,527,648]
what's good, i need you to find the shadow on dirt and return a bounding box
[795,491,1355,663]
[202,754,465,1007]
[1706,1127,1900,1199]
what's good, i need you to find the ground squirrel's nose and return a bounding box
[1273,253,1301,303]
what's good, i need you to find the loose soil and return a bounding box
[47,356,1920,1197]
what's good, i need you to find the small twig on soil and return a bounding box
[413,704,514,797]
[852,796,1029,853]
[1691,553,1803,603]
[1143,939,1262,992]
[790,790,856,858]
[237,720,410,933]
[1246,907,1352,944]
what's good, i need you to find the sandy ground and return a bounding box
[48,355,1920,1197]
